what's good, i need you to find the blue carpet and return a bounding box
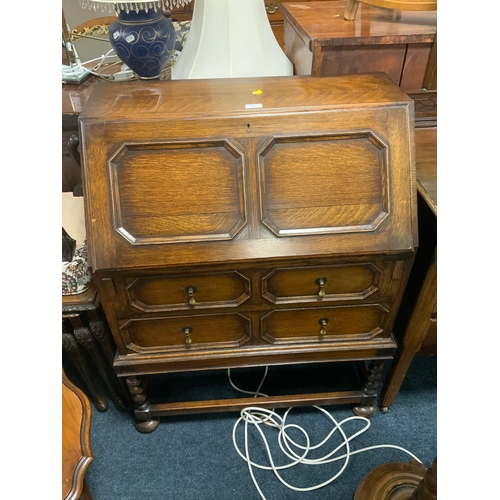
[80,355,436,499]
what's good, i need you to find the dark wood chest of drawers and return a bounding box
[79,73,418,432]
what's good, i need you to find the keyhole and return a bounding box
[246,123,251,132]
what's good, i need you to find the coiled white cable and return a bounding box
[228,367,422,500]
[62,43,127,82]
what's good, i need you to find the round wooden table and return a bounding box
[62,368,93,500]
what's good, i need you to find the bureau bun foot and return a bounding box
[352,402,377,418]
[135,418,160,434]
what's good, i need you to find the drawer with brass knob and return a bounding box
[260,304,390,345]
[123,271,251,313]
[261,261,401,305]
[119,313,252,354]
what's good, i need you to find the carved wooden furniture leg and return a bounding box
[62,331,108,412]
[125,376,160,433]
[86,308,130,409]
[353,360,384,418]
[71,315,128,411]
[86,309,115,365]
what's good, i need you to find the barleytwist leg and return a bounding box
[125,376,160,433]
[352,360,384,418]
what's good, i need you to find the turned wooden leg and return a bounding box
[71,315,128,411]
[353,360,384,418]
[62,332,108,412]
[125,376,160,433]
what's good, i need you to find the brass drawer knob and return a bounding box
[185,285,197,305]
[183,326,193,344]
[315,277,327,298]
[318,318,329,336]
[265,2,279,14]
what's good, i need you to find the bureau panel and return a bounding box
[261,261,394,305]
[258,133,389,236]
[80,75,416,272]
[261,304,391,345]
[125,270,251,313]
[120,313,252,353]
[108,140,247,245]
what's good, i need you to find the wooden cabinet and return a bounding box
[281,1,437,93]
[79,73,418,432]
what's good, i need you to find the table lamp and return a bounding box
[80,0,180,79]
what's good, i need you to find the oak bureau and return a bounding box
[79,73,418,432]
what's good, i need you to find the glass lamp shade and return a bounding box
[171,0,293,80]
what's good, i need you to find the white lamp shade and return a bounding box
[172,0,293,80]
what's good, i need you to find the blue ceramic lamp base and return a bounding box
[108,2,176,80]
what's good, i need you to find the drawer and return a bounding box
[261,261,396,304]
[120,313,251,354]
[261,304,391,345]
[125,271,251,312]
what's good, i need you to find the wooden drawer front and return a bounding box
[120,313,251,353]
[126,271,251,313]
[261,305,390,345]
[262,262,389,304]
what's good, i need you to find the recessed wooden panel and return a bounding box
[261,305,389,344]
[262,262,385,304]
[126,271,251,312]
[120,313,251,353]
[258,133,389,236]
[313,45,406,85]
[400,42,433,91]
[108,140,247,244]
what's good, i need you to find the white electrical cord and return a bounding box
[62,42,134,82]
[228,367,422,500]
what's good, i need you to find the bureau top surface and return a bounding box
[280,1,436,46]
[79,73,411,123]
